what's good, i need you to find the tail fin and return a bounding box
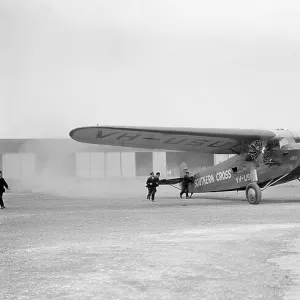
[179,162,189,177]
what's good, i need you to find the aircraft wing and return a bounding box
[69,126,276,154]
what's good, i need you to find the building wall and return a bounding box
[106,153,121,177]
[135,152,153,176]
[76,153,91,178]
[153,152,167,177]
[121,152,136,178]
[0,138,231,180]
[75,152,137,178]
[73,151,214,179]
[2,153,35,179]
[90,152,105,178]
[166,152,214,177]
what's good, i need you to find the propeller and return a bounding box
[247,140,280,166]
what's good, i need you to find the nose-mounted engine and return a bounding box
[243,128,298,166]
[245,140,277,166]
[245,138,293,166]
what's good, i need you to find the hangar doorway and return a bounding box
[135,152,153,176]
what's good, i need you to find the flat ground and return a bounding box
[1,185,300,300]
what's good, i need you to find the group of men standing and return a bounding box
[146,170,194,201]
[146,172,160,201]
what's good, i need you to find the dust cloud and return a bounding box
[17,140,152,199]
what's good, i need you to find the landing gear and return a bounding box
[246,183,262,205]
[244,165,262,205]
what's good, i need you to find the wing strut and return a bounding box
[229,148,239,155]
[261,172,290,191]
[167,184,182,190]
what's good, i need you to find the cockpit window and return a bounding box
[279,138,294,149]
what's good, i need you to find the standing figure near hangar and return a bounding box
[0,171,10,209]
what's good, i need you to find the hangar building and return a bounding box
[0,139,232,182]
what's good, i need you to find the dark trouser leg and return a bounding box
[185,188,189,198]
[147,188,151,199]
[181,186,188,198]
[151,188,156,201]
[0,193,4,208]
[180,187,185,198]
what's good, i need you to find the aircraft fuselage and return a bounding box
[190,145,300,193]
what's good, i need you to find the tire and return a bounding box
[246,183,262,205]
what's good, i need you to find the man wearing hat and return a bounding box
[0,171,10,209]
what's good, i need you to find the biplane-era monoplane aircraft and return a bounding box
[69,126,300,204]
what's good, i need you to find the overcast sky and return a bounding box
[1,0,300,138]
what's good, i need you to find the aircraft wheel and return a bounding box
[246,183,262,205]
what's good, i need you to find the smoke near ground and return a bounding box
[16,140,176,199]
[9,139,299,199]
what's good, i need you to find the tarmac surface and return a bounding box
[1,185,300,299]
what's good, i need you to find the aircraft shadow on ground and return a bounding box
[159,194,300,206]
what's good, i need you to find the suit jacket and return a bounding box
[0,177,8,193]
